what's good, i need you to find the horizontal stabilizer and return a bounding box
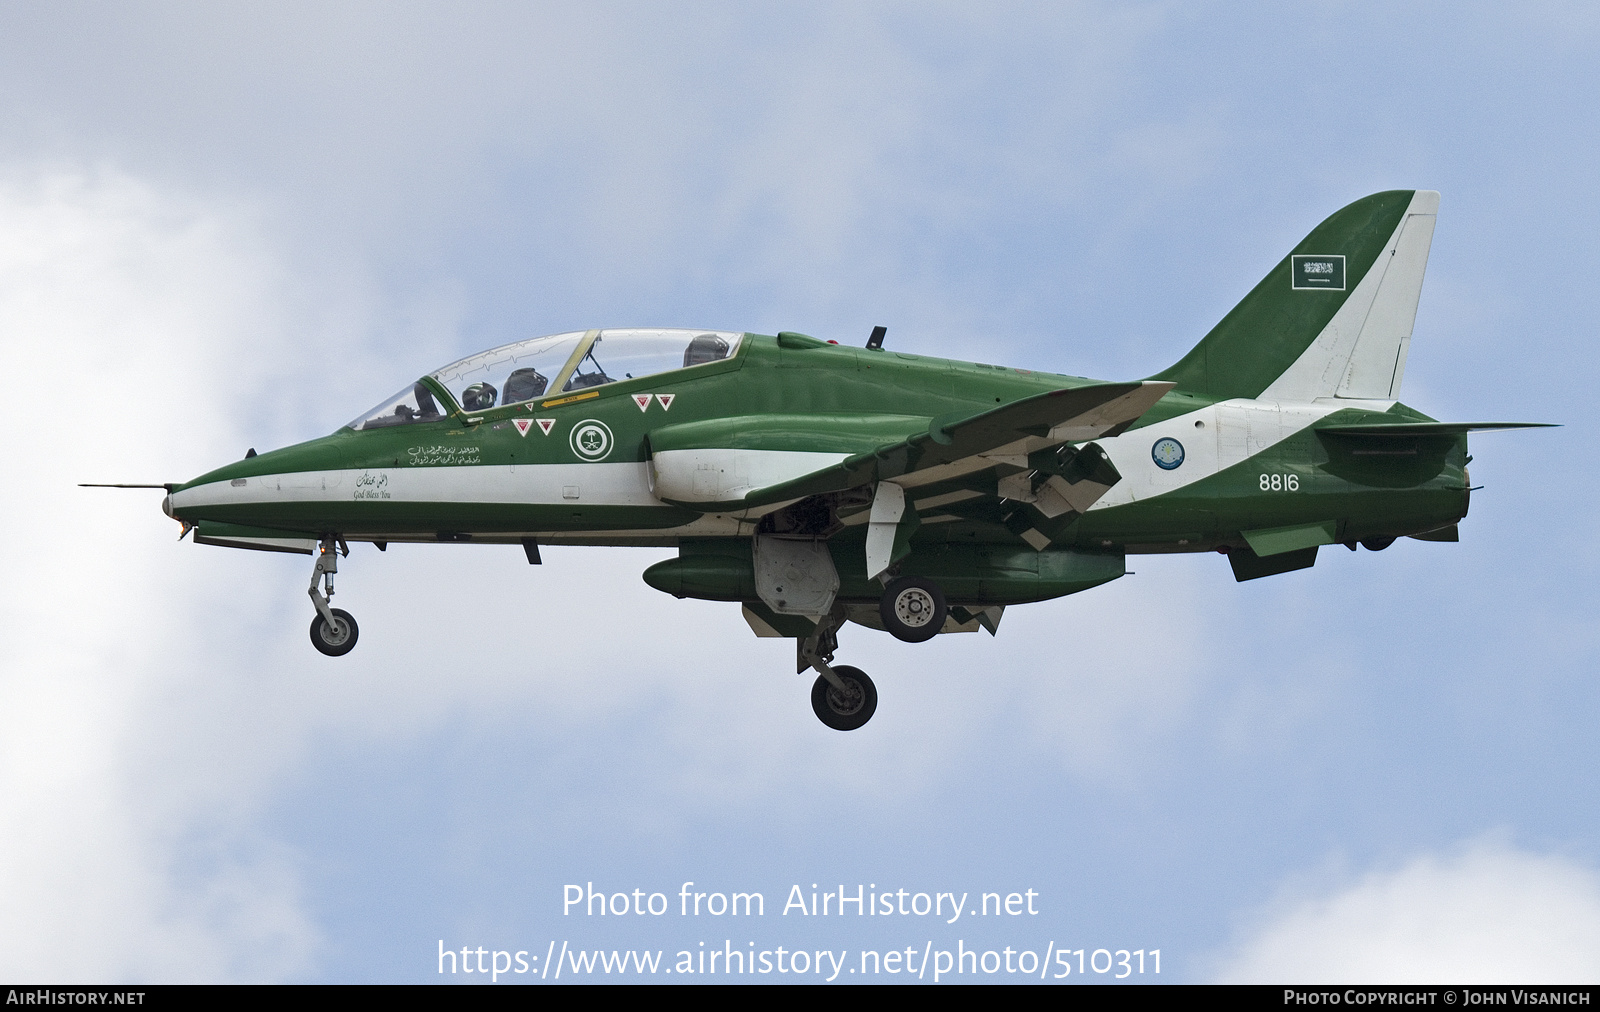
[1410,524,1459,542]
[1318,422,1556,437]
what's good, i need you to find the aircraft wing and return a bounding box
[648,380,1173,511]
[861,380,1174,492]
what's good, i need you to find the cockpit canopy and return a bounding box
[348,328,742,431]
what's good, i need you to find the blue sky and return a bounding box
[1,2,1597,983]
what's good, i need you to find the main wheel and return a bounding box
[310,608,359,656]
[879,576,947,643]
[811,665,877,731]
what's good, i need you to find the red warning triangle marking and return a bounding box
[511,418,533,437]
[632,393,652,412]
[535,418,556,436]
[655,393,675,411]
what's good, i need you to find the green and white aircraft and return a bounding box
[113,190,1545,730]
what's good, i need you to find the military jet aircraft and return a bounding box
[100,190,1545,730]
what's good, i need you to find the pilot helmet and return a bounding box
[460,382,498,411]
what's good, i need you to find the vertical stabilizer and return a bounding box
[1154,190,1437,402]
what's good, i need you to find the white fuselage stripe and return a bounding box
[172,461,667,510]
[1090,398,1350,509]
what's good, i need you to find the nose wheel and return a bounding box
[811,665,877,731]
[308,536,359,656]
[310,608,359,656]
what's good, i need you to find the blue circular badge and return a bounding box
[1152,437,1185,470]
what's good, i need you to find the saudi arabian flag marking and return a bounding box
[1292,254,1346,290]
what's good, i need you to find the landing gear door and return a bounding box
[753,536,840,617]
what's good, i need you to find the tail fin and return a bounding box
[1153,190,1438,402]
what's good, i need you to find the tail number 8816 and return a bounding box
[1260,473,1300,492]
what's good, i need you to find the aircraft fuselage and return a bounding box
[168,334,1468,563]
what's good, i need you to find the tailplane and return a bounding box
[1154,190,1438,402]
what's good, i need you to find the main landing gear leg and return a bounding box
[308,535,359,657]
[800,607,877,731]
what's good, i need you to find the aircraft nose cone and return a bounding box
[161,494,174,519]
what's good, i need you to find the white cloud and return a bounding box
[0,165,323,980]
[1214,840,1600,983]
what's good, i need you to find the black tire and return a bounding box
[811,665,877,731]
[310,608,359,656]
[878,576,947,643]
[1361,537,1396,551]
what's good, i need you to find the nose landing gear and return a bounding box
[810,665,877,731]
[310,608,358,656]
[308,536,359,656]
[799,607,878,731]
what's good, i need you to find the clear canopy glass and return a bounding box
[560,329,740,392]
[430,330,587,412]
[348,381,449,431]
[347,329,741,430]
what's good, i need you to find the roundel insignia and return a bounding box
[569,419,614,461]
[1152,437,1185,470]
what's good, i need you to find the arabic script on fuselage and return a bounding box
[407,445,482,466]
[353,471,391,500]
